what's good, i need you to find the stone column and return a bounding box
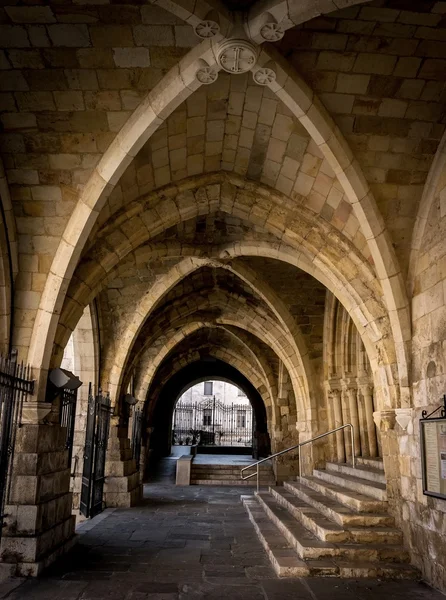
[347,386,361,458]
[103,421,142,508]
[341,388,352,460]
[330,389,345,463]
[356,390,370,457]
[325,387,336,462]
[1,403,75,576]
[361,384,378,457]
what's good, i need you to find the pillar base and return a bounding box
[104,426,142,508]
[0,424,76,576]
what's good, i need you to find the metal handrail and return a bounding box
[241,424,355,492]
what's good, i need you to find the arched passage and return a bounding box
[147,359,271,465]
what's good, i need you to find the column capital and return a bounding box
[327,379,342,398]
[359,383,374,397]
[373,409,396,432]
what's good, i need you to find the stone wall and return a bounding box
[405,157,446,590]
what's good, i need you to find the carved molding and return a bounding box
[395,407,413,432]
[373,409,396,432]
[196,66,219,85]
[194,20,220,39]
[252,67,276,86]
[21,401,52,424]
[260,22,284,42]
[217,39,257,74]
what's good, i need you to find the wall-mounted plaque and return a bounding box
[420,418,446,500]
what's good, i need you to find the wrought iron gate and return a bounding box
[0,352,34,538]
[172,398,253,447]
[80,386,112,518]
[59,387,78,468]
[131,408,142,470]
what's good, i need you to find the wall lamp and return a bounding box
[124,393,138,406]
[49,368,83,390]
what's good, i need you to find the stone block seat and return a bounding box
[242,458,419,579]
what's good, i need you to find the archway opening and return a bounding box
[172,379,254,454]
[146,359,271,472]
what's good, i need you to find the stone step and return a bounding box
[284,481,394,527]
[335,560,418,579]
[326,462,386,485]
[193,467,273,473]
[255,492,408,563]
[356,457,384,471]
[313,469,387,501]
[299,476,388,513]
[270,487,401,545]
[270,486,349,543]
[241,495,311,577]
[191,471,274,479]
[242,495,417,579]
[191,479,274,486]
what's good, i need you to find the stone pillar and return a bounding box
[325,388,336,462]
[1,419,75,576]
[356,390,370,457]
[341,388,352,460]
[331,389,345,463]
[373,409,401,508]
[347,387,361,458]
[103,423,142,508]
[361,384,378,457]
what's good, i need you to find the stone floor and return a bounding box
[0,474,444,599]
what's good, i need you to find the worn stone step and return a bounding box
[356,457,384,471]
[326,462,386,485]
[270,487,401,545]
[334,560,419,579]
[256,491,338,559]
[299,476,388,513]
[191,479,273,486]
[313,469,387,501]
[193,465,273,472]
[242,495,416,579]
[241,495,310,577]
[255,492,408,564]
[269,486,349,543]
[284,481,394,527]
[191,471,274,479]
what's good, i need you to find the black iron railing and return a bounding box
[80,385,112,518]
[131,408,143,470]
[0,351,34,537]
[59,387,78,468]
[172,397,253,447]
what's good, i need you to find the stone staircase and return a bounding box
[191,463,275,486]
[242,457,418,578]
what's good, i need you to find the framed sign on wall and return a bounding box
[420,395,446,500]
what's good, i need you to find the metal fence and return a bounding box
[0,351,34,537]
[59,387,78,468]
[172,397,253,447]
[80,385,112,519]
[131,408,143,470]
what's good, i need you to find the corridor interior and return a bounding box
[0,0,446,596]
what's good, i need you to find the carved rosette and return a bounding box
[196,66,218,85]
[194,20,220,39]
[253,67,276,86]
[217,39,258,74]
[260,22,284,42]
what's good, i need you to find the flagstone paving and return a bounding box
[0,483,443,600]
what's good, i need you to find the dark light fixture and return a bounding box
[49,368,83,390]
